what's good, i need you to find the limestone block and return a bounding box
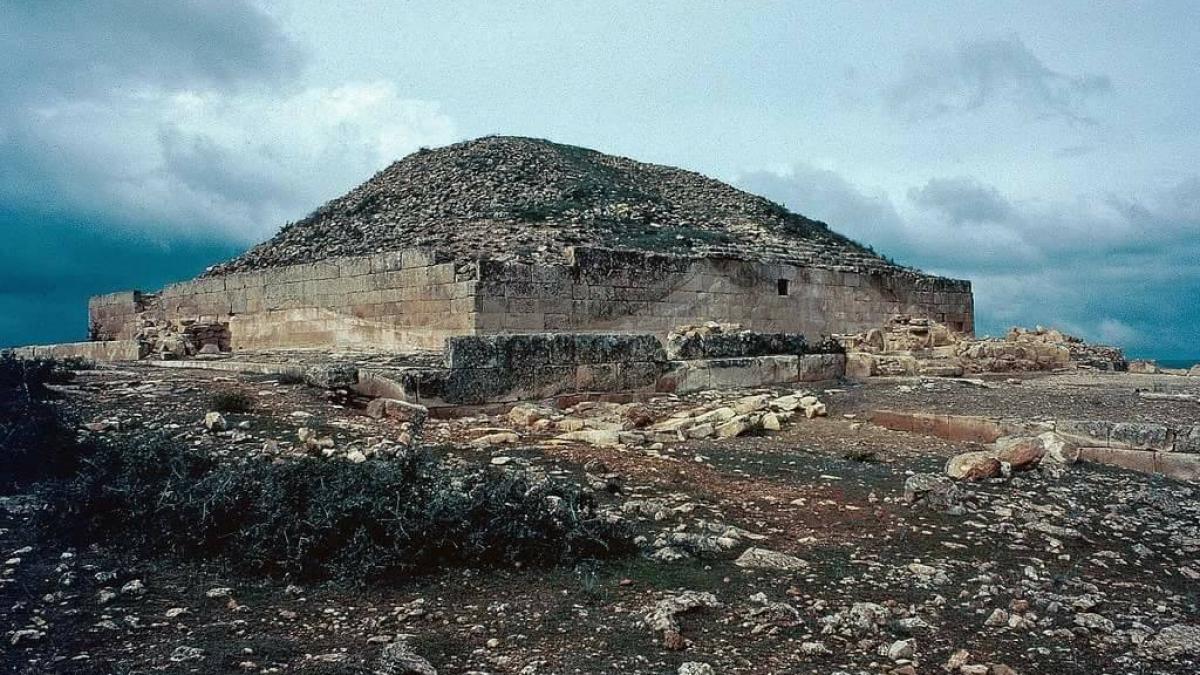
[796,353,846,381]
[334,256,372,277]
[1109,422,1174,451]
[1177,426,1200,453]
[1079,447,1200,482]
[845,352,877,379]
[576,363,621,392]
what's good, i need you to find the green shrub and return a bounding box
[0,354,81,493]
[41,442,634,582]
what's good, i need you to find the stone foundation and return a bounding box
[367,332,846,407]
[6,340,144,362]
[870,409,1200,480]
[85,246,972,355]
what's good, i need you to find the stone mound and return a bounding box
[207,136,908,275]
[841,315,1127,377]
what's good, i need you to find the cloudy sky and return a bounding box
[2,1,1197,357]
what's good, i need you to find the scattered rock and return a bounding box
[376,634,437,675]
[1143,623,1200,660]
[945,451,1002,480]
[734,547,809,573]
[470,431,519,446]
[903,473,963,511]
[203,412,227,433]
[645,591,722,648]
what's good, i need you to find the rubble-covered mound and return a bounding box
[207,136,908,275]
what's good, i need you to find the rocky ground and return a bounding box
[3,366,1199,674]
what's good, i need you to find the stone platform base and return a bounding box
[5,340,143,362]
[870,409,1200,481]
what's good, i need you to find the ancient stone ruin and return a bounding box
[840,315,1128,378]
[25,137,972,390]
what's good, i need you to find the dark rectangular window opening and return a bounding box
[777,279,789,296]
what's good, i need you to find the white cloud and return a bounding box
[738,164,1200,356]
[2,82,456,242]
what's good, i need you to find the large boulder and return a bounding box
[902,473,963,511]
[945,451,1002,480]
[994,437,1045,470]
[1038,431,1082,464]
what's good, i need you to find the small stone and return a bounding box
[471,431,519,446]
[1074,612,1115,633]
[887,638,915,660]
[984,608,1009,627]
[944,648,970,670]
[734,547,809,572]
[203,412,227,433]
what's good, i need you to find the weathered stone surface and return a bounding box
[77,137,972,357]
[903,473,963,510]
[1109,422,1173,451]
[1143,624,1200,660]
[945,451,1002,480]
[734,547,809,572]
[995,437,1045,470]
[665,324,811,360]
[1038,431,1082,464]
[366,398,429,425]
[303,363,359,389]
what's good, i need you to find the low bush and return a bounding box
[208,390,254,413]
[41,442,634,582]
[0,354,81,492]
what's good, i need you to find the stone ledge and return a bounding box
[6,340,144,362]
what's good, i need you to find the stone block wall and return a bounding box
[474,247,973,340]
[373,332,846,406]
[88,291,150,341]
[437,333,668,404]
[87,245,972,354]
[7,340,144,362]
[101,249,478,352]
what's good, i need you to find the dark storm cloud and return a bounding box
[908,177,1014,225]
[887,36,1111,124]
[0,0,303,104]
[0,0,301,345]
[0,207,242,347]
[739,167,1200,357]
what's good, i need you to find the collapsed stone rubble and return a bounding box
[841,315,1127,378]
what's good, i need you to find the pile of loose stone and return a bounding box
[842,316,1127,377]
[206,136,907,276]
[460,390,829,451]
